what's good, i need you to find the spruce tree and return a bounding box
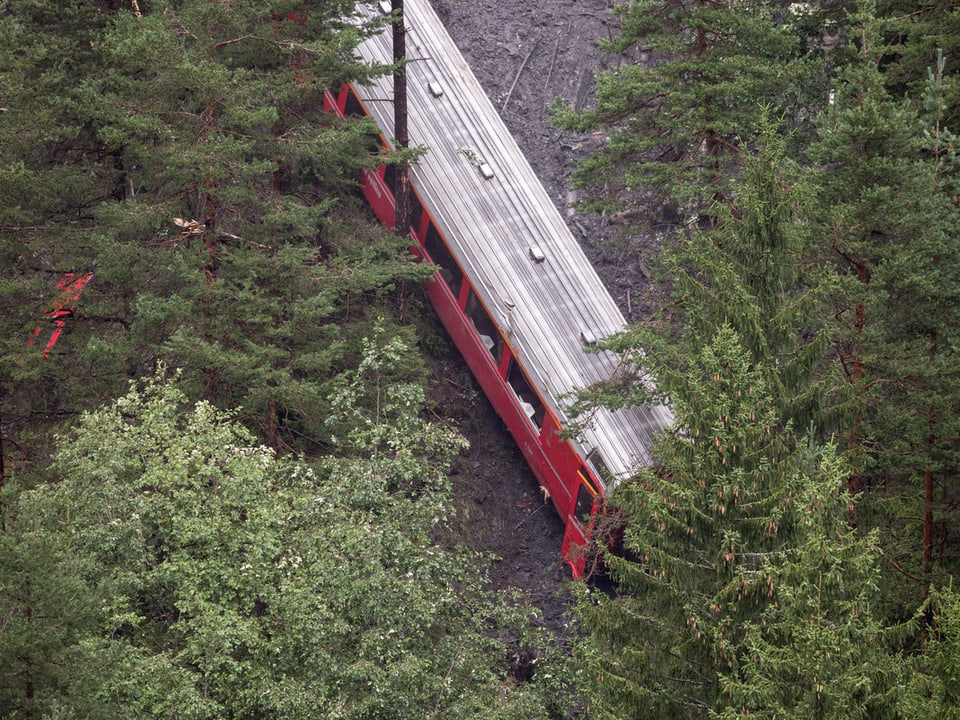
[905,584,960,719]
[715,445,910,720]
[575,326,817,719]
[877,0,960,124]
[551,0,820,228]
[667,116,833,432]
[571,116,833,438]
[809,1,960,603]
[0,1,425,469]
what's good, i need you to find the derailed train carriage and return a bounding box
[325,0,673,576]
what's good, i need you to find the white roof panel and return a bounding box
[353,0,673,484]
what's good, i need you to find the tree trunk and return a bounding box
[200,100,220,282]
[392,0,411,237]
[922,330,937,606]
[0,380,5,495]
[266,397,278,449]
[848,264,868,498]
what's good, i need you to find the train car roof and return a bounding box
[352,0,673,487]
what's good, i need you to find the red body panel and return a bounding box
[417,234,590,573]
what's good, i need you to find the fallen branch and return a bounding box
[501,36,540,114]
[544,29,563,92]
[514,501,549,530]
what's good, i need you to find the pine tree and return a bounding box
[0,1,427,471]
[809,1,960,603]
[667,115,834,432]
[877,0,960,125]
[809,0,918,481]
[0,0,125,480]
[0,484,115,719]
[905,584,960,719]
[551,0,820,228]
[570,115,834,439]
[868,49,960,603]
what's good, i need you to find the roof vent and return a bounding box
[528,246,546,263]
[580,330,598,347]
[479,163,495,179]
[378,0,391,14]
[428,81,444,98]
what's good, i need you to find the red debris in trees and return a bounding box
[27,272,94,359]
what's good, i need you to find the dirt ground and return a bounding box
[422,0,641,625]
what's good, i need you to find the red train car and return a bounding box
[327,0,672,576]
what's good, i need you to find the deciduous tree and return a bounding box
[7,350,563,718]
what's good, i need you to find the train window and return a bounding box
[409,199,423,241]
[422,221,463,294]
[340,91,383,156]
[383,163,397,199]
[465,291,502,362]
[575,479,597,527]
[343,89,366,118]
[586,450,610,490]
[507,358,544,431]
[382,165,415,218]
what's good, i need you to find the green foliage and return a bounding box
[0,484,118,719]
[5,349,563,718]
[905,584,960,719]
[809,1,960,600]
[552,0,820,224]
[575,327,911,719]
[715,446,910,720]
[0,0,430,477]
[565,0,960,715]
[876,0,960,128]
[666,115,836,433]
[866,46,960,591]
[576,327,813,718]
[568,116,836,442]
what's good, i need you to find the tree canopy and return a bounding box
[0,0,426,477]
[0,3,570,718]
[2,354,565,719]
[566,1,960,711]
[3,0,960,717]
[552,0,821,228]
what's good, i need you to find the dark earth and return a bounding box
[420,0,656,627]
